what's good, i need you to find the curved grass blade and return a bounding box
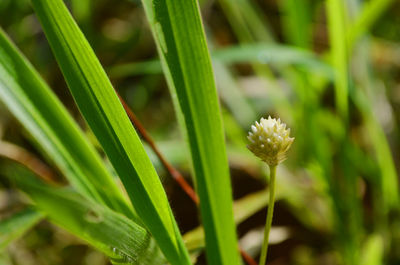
[353,89,399,210]
[4,165,165,265]
[108,44,333,79]
[0,28,133,218]
[212,44,333,78]
[30,0,191,264]
[0,208,44,249]
[141,1,241,264]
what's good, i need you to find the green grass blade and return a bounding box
[109,44,333,79]
[326,0,350,120]
[0,208,44,249]
[4,165,165,265]
[212,44,333,78]
[353,89,399,209]
[141,1,240,264]
[0,28,133,218]
[30,0,191,264]
[352,38,399,211]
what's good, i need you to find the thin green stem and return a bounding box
[259,165,277,265]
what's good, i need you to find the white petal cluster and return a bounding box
[247,116,294,166]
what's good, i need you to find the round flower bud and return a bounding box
[247,116,294,166]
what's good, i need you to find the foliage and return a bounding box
[0,0,399,264]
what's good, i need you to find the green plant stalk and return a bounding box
[259,165,277,265]
[327,0,349,121]
[140,0,241,264]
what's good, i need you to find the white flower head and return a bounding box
[247,116,294,166]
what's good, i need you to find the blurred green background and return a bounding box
[1,0,400,264]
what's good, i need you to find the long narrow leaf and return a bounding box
[326,0,350,120]
[353,89,399,209]
[30,0,191,264]
[4,165,165,265]
[141,1,241,264]
[0,28,133,218]
[109,44,333,79]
